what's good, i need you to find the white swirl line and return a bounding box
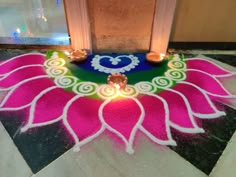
[54,76,78,88]
[46,67,68,77]
[96,85,119,100]
[168,60,186,70]
[152,76,173,89]
[44,58,66,68]
[72,82,98,96]
[135,81,157,94]
[165,69,186,81]
[120,85,139,97]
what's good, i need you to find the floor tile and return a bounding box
[0,122,32,177]
[36,134,207,177]
[210,131,236,177]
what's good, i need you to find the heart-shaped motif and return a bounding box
[91,55,140,74]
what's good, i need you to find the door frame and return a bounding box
[64,0,176,54]
[64,0,92,53]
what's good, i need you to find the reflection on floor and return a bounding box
[0,0,69,45]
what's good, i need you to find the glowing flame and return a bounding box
[16,28,21,34]
[64,51,71,56]
[42,16,47,22]
[160,53,166,59]
[114,83,120,90]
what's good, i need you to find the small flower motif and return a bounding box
[109,57,121,65]
[0,52,235,154]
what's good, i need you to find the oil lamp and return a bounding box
[146,52,166,63]
[107,73,128,90]
[64,50,87,62]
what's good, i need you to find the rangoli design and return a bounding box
[0,51,235,154]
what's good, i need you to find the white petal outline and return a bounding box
[21,86,60,132]
[0,75,49,110]
[0,64,44,81]
[178,81,227,118]
[1,53,235,153]
[139,126,176,146]
[166,88,205,133]
[186,69,236,98]
[0,105,30,111]
[75,126,105,151]
[184,58,236,77]
[99,97,145,154]
[139,93,176,146]
[0,74,48,92]
[170,122,204,133]
[62,95,105,152]
[0,53,45,70]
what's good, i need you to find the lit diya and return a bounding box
[65,50,87,62]
[107,73,128,90]
[146,52,166,63]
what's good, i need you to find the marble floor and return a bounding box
[0,49,236,177]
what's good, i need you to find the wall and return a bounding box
[87,0,156,52]
[87,0,236,52]
[171,0,236,42]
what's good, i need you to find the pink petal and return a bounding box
[0,65,46,88]
[186,59,231,76]
[173,83,224,118]
[0,77,55,109]
[139,95,170,141]
[186,70,230,96]
[159,90,198,130]
[102,98,141,141]
[0,54,45,75]
[32,88,75,124]
[66,97,103,140]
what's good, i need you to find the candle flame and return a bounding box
[114,83,120,90]
[64,51,70,56]
[160,53,166,59]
